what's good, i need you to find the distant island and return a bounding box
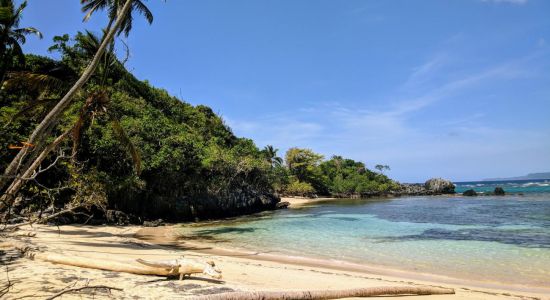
[483,172,550,181]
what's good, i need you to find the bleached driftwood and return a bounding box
[25,252,221,280]
[136,257,222,280]
[184,286,455,300]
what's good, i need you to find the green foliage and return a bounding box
[285,180,315,197]
[0,0,42,84]
[280,151,400,197]
[0,32,277,220]
[1,28,403,222]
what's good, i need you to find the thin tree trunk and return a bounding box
[184,286,455,300]
[0,0,134,192]
[0,128,71,210]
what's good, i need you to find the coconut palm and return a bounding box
[0,0,42,85]
[1,0,152,194]
[1,89,142,207]
[81,0,153,37]
[263,145,283,168]
[0,31,140,209]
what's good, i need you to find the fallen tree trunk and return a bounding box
[184,286,455,300]
[24,252,221,280]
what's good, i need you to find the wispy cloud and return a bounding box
[481,0,528,4]
[225,48,548,181]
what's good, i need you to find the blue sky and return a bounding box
[21,0,550,182]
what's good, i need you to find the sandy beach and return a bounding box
[1,223,548,299]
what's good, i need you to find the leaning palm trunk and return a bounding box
[184,286,455,300]
[0,0,134,193]
[0,128,71,210]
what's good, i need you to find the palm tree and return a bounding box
[0,0,42,85]
[81,0,153,37]
[1,0,152,194]
[1,90,142,207]
[0,31,140,209]
[263,145,283,168]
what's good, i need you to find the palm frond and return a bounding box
[81,0,108,21]
[14,27,42,39]
[134,0,153,24]
[3,71,68,93]
[0,6,11,22]
[12,0,26,27]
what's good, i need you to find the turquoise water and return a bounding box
[178,181,550,287]
[455,179,550,194]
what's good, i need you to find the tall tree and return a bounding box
[0,0,42,85]
[1,31,141,204]
[284,147,324,182]
[263,145,283,168]
[375,164,390,174]
[1,0,152,206]
[81,0,153,37]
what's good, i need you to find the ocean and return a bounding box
[177,179,550,288]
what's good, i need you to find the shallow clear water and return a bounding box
[178,183,550,287]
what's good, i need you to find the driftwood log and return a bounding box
[25,252,222,280]
[16,246,455,299]
[185,286,455,300]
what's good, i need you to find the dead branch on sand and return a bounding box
[45,283,122,300]
[184,286,455,300]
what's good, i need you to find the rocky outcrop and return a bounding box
[276,201,290,209]
[396,178,456,196]
[494,187,505,196]
[462,189,477,196]
[424,178,455,194]
[398,184,430,195]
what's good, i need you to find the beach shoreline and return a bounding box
[2,224,549,299]
[138,225,550,296]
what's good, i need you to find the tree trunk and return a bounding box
[0,128,71,211]
[184,286,455,300]
[23,252,222,280]
[0,0,134,192]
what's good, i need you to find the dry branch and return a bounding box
[184,286,455,300]
[45,284,122,300]
[1,206,81,231]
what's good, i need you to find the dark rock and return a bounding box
[462,189,477,196]
[105,210,137,225]
[494,187,505,196]
[143,219,164,227]
[424,178,455,194]
[276,201,290,209]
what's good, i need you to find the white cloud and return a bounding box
[225,50,548,182]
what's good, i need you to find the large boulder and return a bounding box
[424,178,455,194]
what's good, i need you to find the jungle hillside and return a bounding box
[0,0,399,225]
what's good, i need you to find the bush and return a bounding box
[285,181,315,197]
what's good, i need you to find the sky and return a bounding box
[20,0,550,182]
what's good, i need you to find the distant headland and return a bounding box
[483,172,550,181]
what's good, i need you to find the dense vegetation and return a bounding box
[0,0,400,224]
[273,148,399,198]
